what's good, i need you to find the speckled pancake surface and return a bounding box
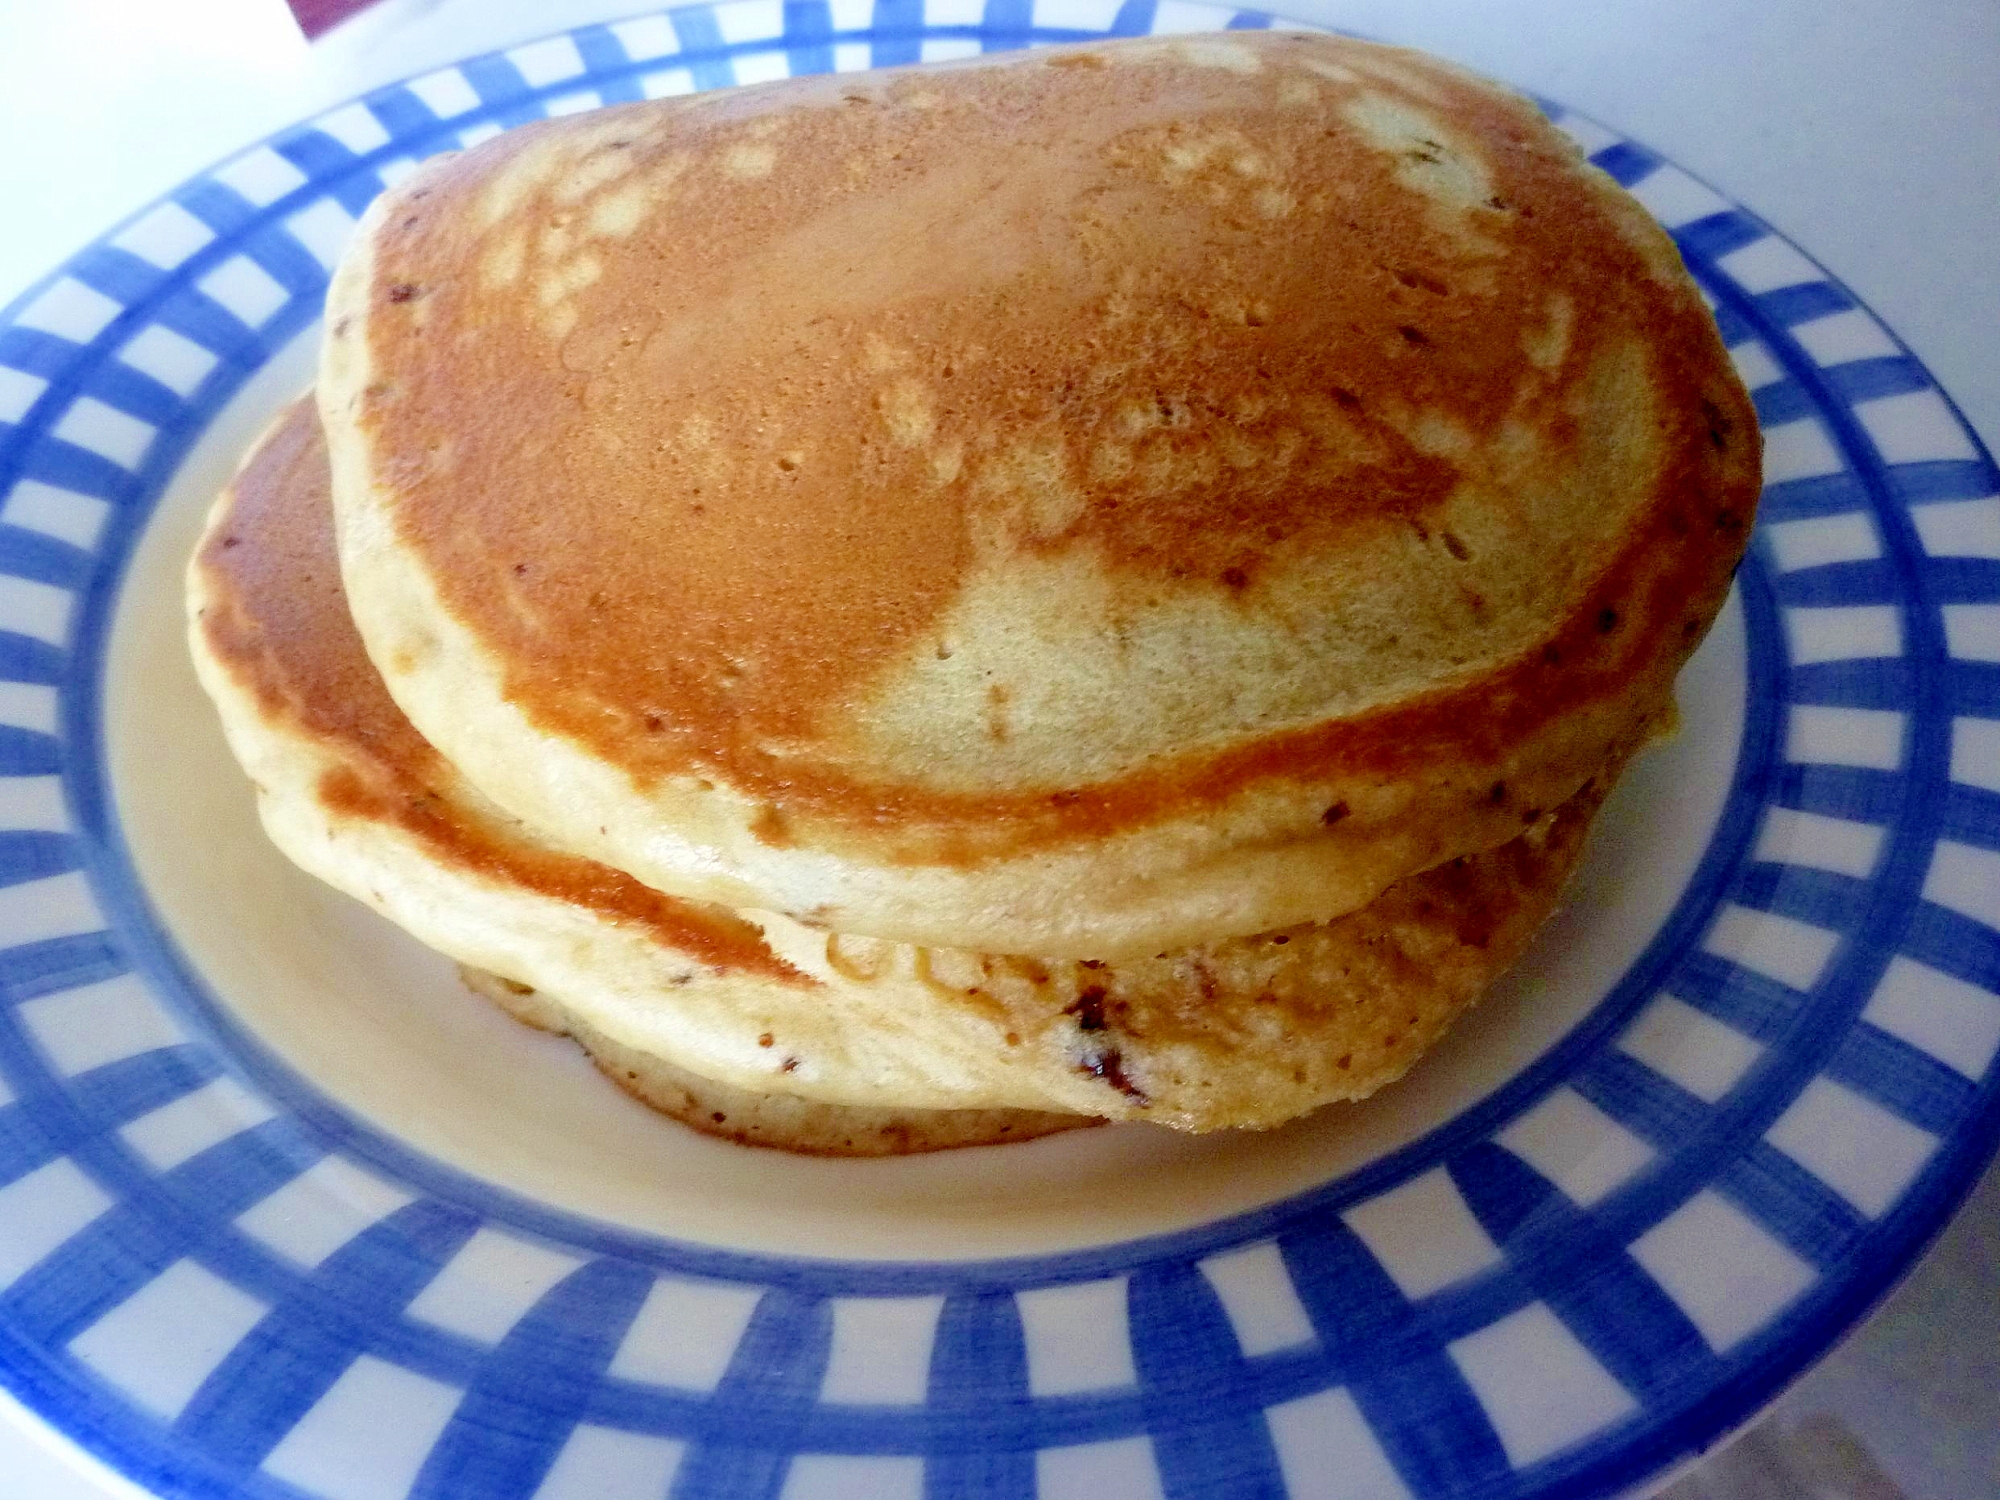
[321,31,1756,959]
[189,400,1620,1133]
[458,967,1091,1156]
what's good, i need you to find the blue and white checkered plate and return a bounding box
[2,4,1997,1498]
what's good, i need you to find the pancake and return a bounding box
[189,399,1618,1133]
[321,31,1758,959]
[457,967,1090,1155]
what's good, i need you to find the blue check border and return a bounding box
[0,6,1996,1499]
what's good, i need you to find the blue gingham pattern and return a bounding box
[2,6,1998,1497]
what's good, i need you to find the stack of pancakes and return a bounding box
[187,32,1759,1154]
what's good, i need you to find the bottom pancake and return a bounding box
[189,398,1625,1137]
[459,966,1092,1155]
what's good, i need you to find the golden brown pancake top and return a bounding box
[194,400,810,984]
[335,34,1757,865]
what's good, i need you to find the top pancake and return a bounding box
[322,31,1758,958]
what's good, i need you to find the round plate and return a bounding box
[2,6,1998,1498]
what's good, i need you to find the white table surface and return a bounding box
[1,1,1996,1496]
